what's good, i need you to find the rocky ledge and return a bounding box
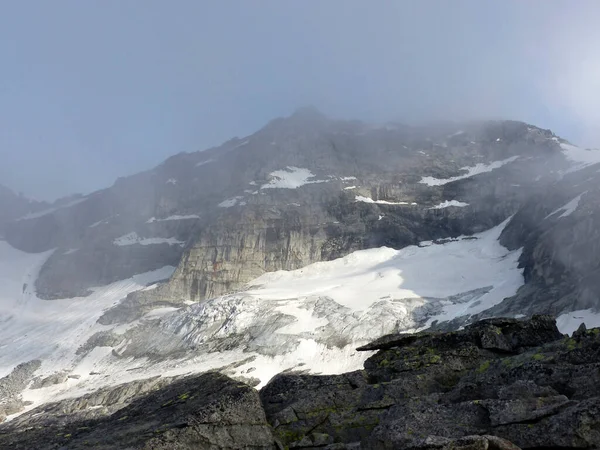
[2,315,600,449]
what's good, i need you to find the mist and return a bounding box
[1,0,599,200]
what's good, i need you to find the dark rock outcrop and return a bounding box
[0,372,276,449]
[260,315,600,449]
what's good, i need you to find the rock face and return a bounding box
[1,112,571,307]
[3,316,600,449]
[0,372,276,449]
[5,112,600,447]
[0,360,40,421]
[260,316,600,449]
[488,161,600,318]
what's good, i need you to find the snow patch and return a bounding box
[146,214,200,223]
[560,143,600,172]
[356,195,415,206]
[113,232,185,247]
[545,192,586,219]
[261,167,328,189]
[429,200,469,209]
[419,156,520,186]
[195,159,215,168]
[166,178,177,185]
[344,186,357,190]
[218,196,244,208]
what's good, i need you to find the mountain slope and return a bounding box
[2,110,600,421]
[4,112,569,303]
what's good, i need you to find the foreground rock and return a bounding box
[3,316,600,448]
[261,315,600,448]
[0,372,276,449]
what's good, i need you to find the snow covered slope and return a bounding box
[3,114,600,423]
[0,219,525,416]
[0,239,178,417]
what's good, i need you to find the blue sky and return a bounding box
[1,1,599,200]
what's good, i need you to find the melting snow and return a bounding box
[344,186,357,190]
[166,178,177,185]
[0,240,176,379]
[0,219,525,412]
[248,219,521,314]
[218,196,244,208]
[113,232,185,247]
[420,156,520,186]
[545,192,586,219]
[261,167,328,189]
[146,214,200,223]
[356,195,416,206]
[430,200,469,209]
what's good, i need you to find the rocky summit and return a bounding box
[1,315,599,449]
[3,110,600,447]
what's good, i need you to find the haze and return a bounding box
[1,1,599,200]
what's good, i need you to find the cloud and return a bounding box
[1,1,600,199]
[518,2,600,147]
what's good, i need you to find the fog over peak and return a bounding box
[1,1,599,200]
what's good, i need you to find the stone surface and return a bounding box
[0,360,41,419]
[260,316,600,449]
[0,372,276,449]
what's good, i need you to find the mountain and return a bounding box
[2,109,600,431]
